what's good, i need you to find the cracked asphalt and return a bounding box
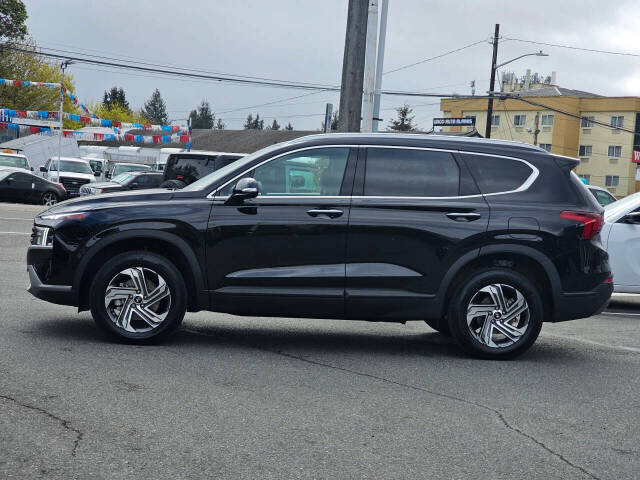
[1,202,639,480]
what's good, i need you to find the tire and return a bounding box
[425,318,451,336]
[447,268,543,360]
[89,251,187,344]
[160,179,186,190]
[41,191,59,206]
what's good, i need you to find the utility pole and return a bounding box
[361,0,379,132]
[533,111,540,146]
[338,0,369,132]
[372,0,388,132]
[485,24,500,139]
[58,60,72,174]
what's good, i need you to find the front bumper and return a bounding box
[554,281,613,322]
[27,245,75,306]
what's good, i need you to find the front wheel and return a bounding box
[41,191,59,206]
[90,251,187,343]
[447,268,543,359]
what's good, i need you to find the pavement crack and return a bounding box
[0,394,83,457]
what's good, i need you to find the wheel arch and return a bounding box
[74,229,206,312]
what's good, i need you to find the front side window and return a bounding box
[252,147,349,196]
[608,145,622,158]
[463,154,534,195]
[579,145,592,157]
[541,114,554,126]
[364,148,459,197]
[539,143,552,152]
[610,116,624,129]
[595,190,615,206]
[513,115,526,126]
[581,116,595,128]
[605,175,619,187]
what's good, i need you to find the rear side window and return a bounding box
[165,154,216,185]
[463,154,534,194]
[364,148,460,197]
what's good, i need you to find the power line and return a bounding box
[383,39,487,75]
[502,37,640,58]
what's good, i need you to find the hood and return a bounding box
[55,172,96,181]
[89,181,122,189]
[41,188,176,216]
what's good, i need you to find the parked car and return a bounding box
[83,157,107,177]
[588,185,617,206]
[106,162,150,179]
[27,134,612,359]
[153,147,183,173]
[0,152,32,171]
[160,151,245,189]
[0,167,66,205]
[79,171,164,196]
[40,157,98,197]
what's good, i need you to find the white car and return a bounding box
[40,157,98,197]
[0,152,32,172]
[602,191,640,293]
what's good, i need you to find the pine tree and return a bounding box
[321,110,340,131]
[244,114,254,129]
[285,122,294,131]
[388,104,417,132]
[189,99,215,129]
[245,113,264,130]
[143,89,168,125]
[102,86,130,112]
[215,118,225,130]
[270,119,280,130]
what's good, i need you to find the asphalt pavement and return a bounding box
[1,202,639,480]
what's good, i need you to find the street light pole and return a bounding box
[485,24,500,139]
[57,60,72,175]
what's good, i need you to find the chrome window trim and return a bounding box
[207,144,539,200]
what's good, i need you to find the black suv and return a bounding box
[160,151,245,189]
[27,134,612,359]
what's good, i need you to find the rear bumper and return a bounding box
[554,281,613,322]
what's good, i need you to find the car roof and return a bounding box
[170,150,247,157]
[49,157,90,163]
[130,171,162,176]
[115,162,149,167]
[0,152,27,158]
[588,185,610,192]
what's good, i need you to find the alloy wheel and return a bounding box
[104,267,171,333]
[466,283,530,348]
[42,192,58,206]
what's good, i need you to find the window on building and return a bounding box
[579,145,593,157]
[605,175,619,187]
[541,114,554,126]
[610,116,624,129]
[580,174,591,184]
[539,143,552,152]
[580,116,595,128]
[608,145,622,158]
[513,114,526,126]
[491,114,500,127]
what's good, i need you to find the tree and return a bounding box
[269,119,280,130]
[243,114,253,130]
[0,0,28,42]
[321,109,340,131]
[388,104,417,132]
[143,88,168,125]
[189,99,214,129]
[88,102,147,124]
[215,118,225,130]
[102,86,130,112]
[244,113,264,130]
[285,123,293,131]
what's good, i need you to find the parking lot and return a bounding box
[1,201,639,479]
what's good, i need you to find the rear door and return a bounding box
[345,146,489,319]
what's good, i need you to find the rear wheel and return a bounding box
[41,191,59,206]
[447,268,543,359]
[90,251,187,343]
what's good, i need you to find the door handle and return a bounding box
[446,212,481,222]
[307,208,343,219]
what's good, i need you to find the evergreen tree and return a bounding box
[143,88,168,125]
[388,104,417,132]
[102,86,130,112]
[215,118,225,130]
[189,99,215,129]
[321,110,340,131]
[270,119,280,130]
[285,122,294,131]
[244,114,254,129]
[245,113,264,130]
[0,0,28,42]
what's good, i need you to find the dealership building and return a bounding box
[440,72,640,197]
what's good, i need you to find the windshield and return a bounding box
[0,154,28,169]
[113,164,149,176]
[605,191,640,220]
[182,143,283,192]
[112,173,136,184]
[50,160,93,174]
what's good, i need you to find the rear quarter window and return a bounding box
[462,153,534,194]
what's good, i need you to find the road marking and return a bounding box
[0,217,33,221]
[545,333,640,353]
[602,311,640,317]
[0,231,30,235]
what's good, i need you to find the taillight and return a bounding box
[560,211,604,239]
[56,182,66,191]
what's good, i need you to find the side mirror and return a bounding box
[227,177,259,204]
[39,166,47,172]
[30,166,34,171]
[94,171,100,177]
[623,212,640,224]
[105,172,111,179]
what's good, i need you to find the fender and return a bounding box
[72,228,206,303]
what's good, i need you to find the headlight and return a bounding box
[31,226,52,247]
[40,212,87,221]
[91,187,103,194]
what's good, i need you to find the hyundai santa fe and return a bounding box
[26,134,612,359]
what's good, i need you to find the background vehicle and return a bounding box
[105,162,150,179]
[27,134,612,359]
[0,167,66,205]
[40,157,98,197]
[588,185,617,206]
[160,151,245,189]
[153,147,183,172]
[0,152,32,171]
[79,171,164,196]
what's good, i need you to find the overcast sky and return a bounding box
[21,0,640,130]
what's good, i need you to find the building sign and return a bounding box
[634,113,640,163]
[633,150,640,163]
[433,117,475,127]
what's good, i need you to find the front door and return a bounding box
[207,146,356,318]
[4,172,32,202]
[346,146,490,319]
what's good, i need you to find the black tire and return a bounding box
[160,179,186,190]
[40,191,59,206]
[447,268,543,360]
[89,251,187,344]
[425,318,451,336]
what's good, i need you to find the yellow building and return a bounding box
[440,82,640,197]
